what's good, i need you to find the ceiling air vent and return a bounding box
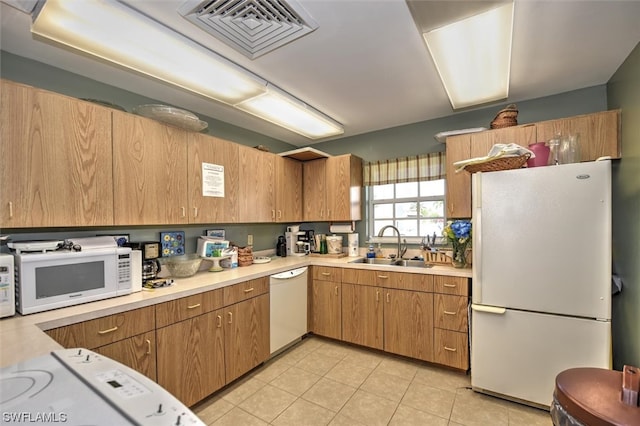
[178,0,318,59]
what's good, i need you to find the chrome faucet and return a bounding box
[377,225,403,260]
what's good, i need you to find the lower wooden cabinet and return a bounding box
[433,329,469,370]
[156,310,225,407]
[310,279,342,340]
[224,293,270,383]
[94,331,157,382]
[383,288,434,362]
[341,283,383,350]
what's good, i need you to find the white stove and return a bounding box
[1,348,204,425]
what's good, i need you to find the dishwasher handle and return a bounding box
[271,267,308,280]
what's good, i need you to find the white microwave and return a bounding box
[14,247,134,315]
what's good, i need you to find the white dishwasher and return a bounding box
[270,267,308,355]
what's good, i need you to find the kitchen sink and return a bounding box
[348,258,432,268]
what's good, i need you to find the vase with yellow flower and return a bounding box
[443,220,472,268]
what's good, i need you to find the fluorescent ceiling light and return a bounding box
[423,2,514,109]
[31,0,343,139]
[236,85,344,140]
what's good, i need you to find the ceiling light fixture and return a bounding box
[236,85,344,140]
[423,2,514,109]
[30,0,343,139]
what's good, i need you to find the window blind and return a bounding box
[363,152,446,186]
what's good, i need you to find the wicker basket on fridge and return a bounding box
[462,154,530,174]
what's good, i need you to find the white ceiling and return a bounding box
[1,0,639,147]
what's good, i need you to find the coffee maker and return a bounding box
[126,241,161,283]
[285,231,308,256]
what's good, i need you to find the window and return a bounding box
[363,152,447,242]
[368,179,445,239]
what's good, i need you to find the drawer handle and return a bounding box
[444,311,457,315]
[444,346,457,352]
[243,287,254,293]
[443,283,457,288]
[146,339,151,355]
[97,326,118,335]
[334,286,338,296]
[217,315,222,328]
[187,303,201,309]
[8,201,13,218]
[193,207,198,217]
[376,290,380,302]
[321,272,331,276]
[386,293,390,303]
[181,206,186,217]
[378,275,389,279]
[228,312,233,324]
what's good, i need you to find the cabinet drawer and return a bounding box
[375,271,433,292]
[433,276,469,296]
[45,306,155,349]
[434,329,469,370]
[223,277,269,306]
[156,289,224,328]
[341,268,376,286]
[312,266,342,282]
[434,294,468,332]
[94,331,157,381]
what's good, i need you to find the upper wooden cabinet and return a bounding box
[535,110,620,161]
[275,156,303,223]
[112,111,189,225]
[1,79,114,228]
[238,144,275,223]
[188,133,239,223]
[445,110,620,218]
[303,154,363,222]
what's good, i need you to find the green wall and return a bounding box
[607,42,640,367]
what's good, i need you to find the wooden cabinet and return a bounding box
[238,145,275,222]
[445,111,620,219]
[384,288,434,362]
[112,111,188,225]
[342,283,383,350]
[310,266,342,340]
[275,156,303,222]
[433,275,470,370]
[155,281,268,406]
[0,79,114,228]
[224,293,270,383]
[187,133,239,223]
[45,307,156,379]
[156,309,225,406]
[303,155,363,222]
[535,110,620,161]
[94,331,157,381]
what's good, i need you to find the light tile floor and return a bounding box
[193,336,553,426]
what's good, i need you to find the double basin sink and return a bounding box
[349,257,432,268]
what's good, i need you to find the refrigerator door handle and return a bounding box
[471,304,506,315]
[472,173,482,302]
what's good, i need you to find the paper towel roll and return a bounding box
[329,223,354,233]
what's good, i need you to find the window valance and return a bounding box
[363,152,446,186]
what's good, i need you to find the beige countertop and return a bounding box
[0,255,471,368]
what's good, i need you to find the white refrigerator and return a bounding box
[470,160,612,408]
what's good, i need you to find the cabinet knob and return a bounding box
[228,312,233,324]
[146,339,152,355]
[217,315,222,328]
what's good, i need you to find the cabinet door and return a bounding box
[238,145,275,222]
[341,283,383,350]
[156,310,225,407]
[0,80,114,227]
[275,156,302,222]
[112,111,188,225]
[384,288,434,362]
[94,331,157,381]
[224,293,270,383]
[310,280,342,340]
[445,135,471,219]
[326,155,362,221]
[303,158,327,221]
[535,110,620,160]
[188,133,239,223]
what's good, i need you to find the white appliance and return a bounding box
[471,161,612,408]
[0,254,15,318]
[270,267,308,354]
[285,231,308,256]
[0,348,204,425]
[13,245,133,315]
